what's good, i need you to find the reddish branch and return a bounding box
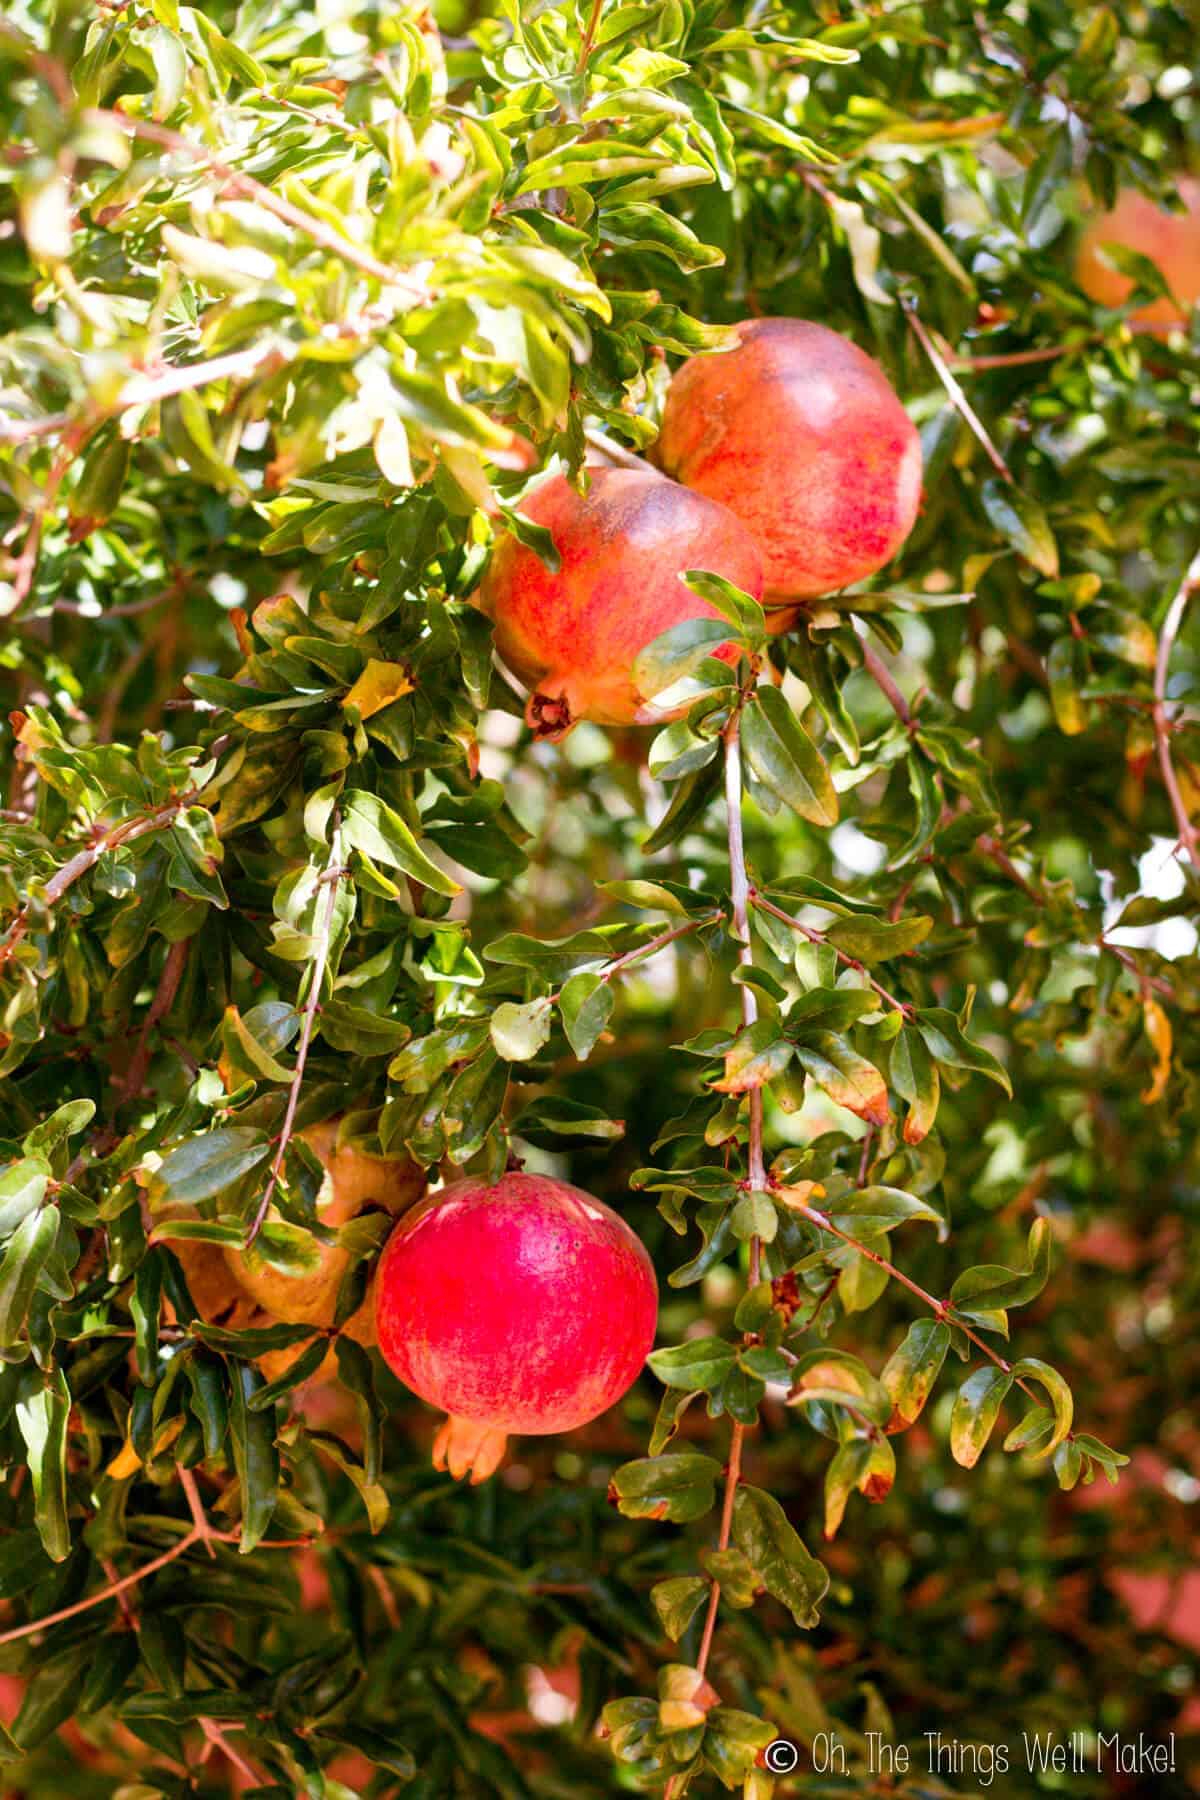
[118,938,191,1104]
[750,892,915,1018]
[0,795,194,970]
[903,298,1014,482]
[1152,546,1200,868]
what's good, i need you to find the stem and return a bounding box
[577,0,606,71]
[859,635,914,727]
[0,794,194,969]
[1152,547,1200,868]
[582,426,658,473]
[793,1200,1075,1438]
[118,937,190,1104]
[199,1716,267,1786]
[750,893,915,1019]
[903,298,1014,483]
[552,914,722,1003]
[246,819,343,1246]
[683,714,763,1705]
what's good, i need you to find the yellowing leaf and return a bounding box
[1140,997,1172,1104]
[342,659,415,721]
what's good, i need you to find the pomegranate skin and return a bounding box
[375,1173,658,1440]
[477,467,764,738]
[1076,178,1200,331]
[655,317,923,603]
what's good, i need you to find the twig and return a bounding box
[118,938,190,1104]
[751,893,915,1018]
[859,635,914,727]
[792,1198,1075,1439]
[582,427,657,473]
[0,794,194,969]
[199,1716,266,1786]
[1151,547,1200,868]
[576,0,606,71]
[246,819,344,1246]
[98,111,431,302]
[550,914,721,1002]
[684,714,763,1697]
[903,298,1013,482]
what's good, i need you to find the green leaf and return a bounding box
[741,685,838,825]
[610,1453,722,1522]
[647,1337,737,1393]
[1010,1357,1074,1455]
[881,1320,951,1432]
[0,1160,50,1240]
[980,478,1059,578]
[342,791,461,896]
[889,1028,940,1145]
[825,914,931,963]
[0,1205,60,1346]
[950,1218,1053,1315]
[712,1018,793,1093]
[732,1485,828,1628]
[15,1367,71,1562]
[916,1008,1012,1096]
[559,971,615,1060]
[650,1576,710,1642]
[227,1361,280,1551]
[633,617,732,699]
[153,1129,271,1205]
[830,1186,941,1234]
[792,1032,890,1126]
[490,997,554,1061]
[950,1366,1013,1468]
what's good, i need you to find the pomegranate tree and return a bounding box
[477,466,764,739]
[374,1172,658,1482]
[654,316,923,604]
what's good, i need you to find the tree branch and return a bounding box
[750,892,916,1018]
[903,298,1014,482]
[0,794,195,969]
[246,819,344,1246]
[1152,546,1200,868]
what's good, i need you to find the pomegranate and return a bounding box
[477,466,764,740]
[1076,177,1200,331]
[227,1116,425,1336]
[374,1172,658,1481]
[654,317,923,605]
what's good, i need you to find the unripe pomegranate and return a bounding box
[477,467,764,740]
[1076,178,1200,331]
[375,1172,658,1482]
[655,317,923,605]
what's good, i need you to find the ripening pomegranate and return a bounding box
[477,467,764,740]
[375,1172,658,1482]
[1076,178,1200,331]
[654,317,923,605]
[227,1117,425,1339]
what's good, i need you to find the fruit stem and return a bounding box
[581,427,658,475]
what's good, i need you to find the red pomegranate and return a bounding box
[655,317,923,605]
[477,466,764,740]
[374,1172,658,1482]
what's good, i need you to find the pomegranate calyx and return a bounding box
[525,686,575,741]
[432,1414,510,1485]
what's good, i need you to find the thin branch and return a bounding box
[859,635,914,727]
[246,819,344,1246]
[582,427,658,473]
[118,937,190,1104]
[551,913,721,1002]
[903,298,1014,482]
[1152,546,1200,868]
[751,893,916,1019]
[577,0,606,71]
[792,1200,1075,1437]
[199,1716,267,1787]
[0,794,194,969]
[98,111,431,302]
